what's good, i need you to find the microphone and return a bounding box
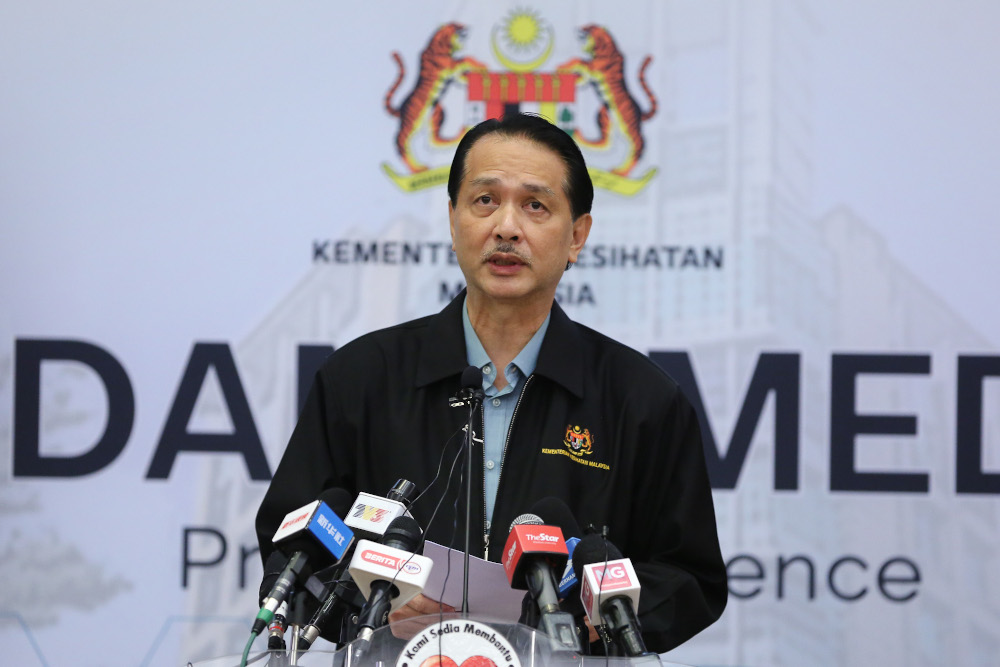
[521,497,588,650]
[344,478,416,542]
[298,480,419,649]
[574,535,650,657]
[348,515,433,642]
[449,365,485,407]
[519,498,584,597]
[296,574,366,650]
[259,550,288,608]
[502,511,581,652]
[267,601,288,650]
[252,488,355,635]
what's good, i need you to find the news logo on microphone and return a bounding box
[502,524,568,589]
[580,557,641,624]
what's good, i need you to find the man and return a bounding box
[256,113,727,652]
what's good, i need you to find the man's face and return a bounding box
[448,135,592,307]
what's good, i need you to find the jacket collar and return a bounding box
[416,290,585,399]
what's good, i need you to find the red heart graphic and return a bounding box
[418,657,458,667]
[459,657,498,667]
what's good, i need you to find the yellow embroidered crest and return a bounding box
[563,425,594,456]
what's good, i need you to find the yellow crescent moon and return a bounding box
[490,25,555,72]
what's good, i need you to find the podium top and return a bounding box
[187,614,693,667]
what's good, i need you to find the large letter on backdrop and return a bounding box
[956,355,1000,493]
[830,354,931,492]
[651,352,801,490]
[147,342,270,480]
[13,339,134,477]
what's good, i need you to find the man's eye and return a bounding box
[477,195,494,205]
[527,201,545,211]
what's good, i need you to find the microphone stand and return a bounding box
[461,390,483,613]
[450,366,484,615]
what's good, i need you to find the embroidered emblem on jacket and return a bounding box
[542,424,609,470]
[563,424,594,455]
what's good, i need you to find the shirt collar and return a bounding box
[416,289,585,399]
[462,296,550,388]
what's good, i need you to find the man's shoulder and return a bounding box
[318,312,437,373]
[566,319,681,390]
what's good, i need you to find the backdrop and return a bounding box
[2,1,998,665]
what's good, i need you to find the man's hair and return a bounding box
[447,113,594,220]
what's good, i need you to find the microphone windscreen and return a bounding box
[528,497,583,539]
[461,365,483,389]
[509,512,543,532]
[381,515,423,553]
[317,487,354,518]
[259,550,288,606]
[571,534,624,584]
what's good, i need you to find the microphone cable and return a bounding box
[586,524,614,665]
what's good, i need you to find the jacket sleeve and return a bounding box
[626,379,728,653]
[254,362,358,565]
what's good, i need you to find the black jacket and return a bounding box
[256,293,727,651]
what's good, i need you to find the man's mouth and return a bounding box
[489,254,524,266]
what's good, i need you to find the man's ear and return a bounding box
[448,200,456,251]
[567,212,593,264]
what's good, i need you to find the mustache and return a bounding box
[481,242,531,265]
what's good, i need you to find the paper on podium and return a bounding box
[422,541,526,620]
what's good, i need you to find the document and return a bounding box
[422,541,525,620]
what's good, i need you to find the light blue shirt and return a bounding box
[463,298,550,530]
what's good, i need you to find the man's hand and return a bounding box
[583,615,599,643]
[387,593,457,622]
[387,594,457,638]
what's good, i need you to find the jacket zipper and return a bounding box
[483,374,534,560]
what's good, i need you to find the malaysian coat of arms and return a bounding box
[381,10,658,195]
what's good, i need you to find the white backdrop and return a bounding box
[2,1,999,665]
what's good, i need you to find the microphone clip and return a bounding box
[448,387,485,408]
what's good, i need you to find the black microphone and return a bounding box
[259,550,288,608]
[573,535,650,657]
[296,574,366,650]
[252,488,355,636]
[461,365,484,393]
[266,601,289,650]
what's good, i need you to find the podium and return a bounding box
[186,614,690,666]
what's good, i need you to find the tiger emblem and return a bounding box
[557,25,657,177]
[385,23,486,173]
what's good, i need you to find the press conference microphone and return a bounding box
[344,478,416,542]
[348,515,433,643]
[252,488,355,636]
[574,535,650,657]
[448,365,485,407]
[296,574,365,650]
[259,550,288,608]
[266,601,288,650]
[521,497,588,650]
[520,498,584,597]
[503,512,581,652]
[297,480,418,649]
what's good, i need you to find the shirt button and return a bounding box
[492,398,501,407]
[483,366,492,375]
[486,460,496,470]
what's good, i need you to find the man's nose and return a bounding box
[493,204,522,241]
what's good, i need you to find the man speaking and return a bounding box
[256,113,727,652]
